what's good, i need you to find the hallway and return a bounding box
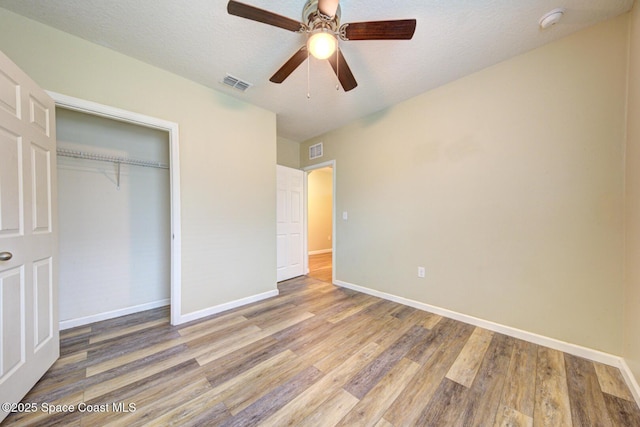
[308,252,332,283]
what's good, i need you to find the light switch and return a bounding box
[342,211,348,220]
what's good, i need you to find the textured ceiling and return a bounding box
[0,0,634,141]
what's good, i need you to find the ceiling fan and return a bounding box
[227,0,417,92]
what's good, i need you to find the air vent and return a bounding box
[309,142,323,160]
[221,74,253,92]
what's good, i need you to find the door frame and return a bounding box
[303,160,336,283]
[47,91,183,326]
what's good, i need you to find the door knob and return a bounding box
[0,252,13,261]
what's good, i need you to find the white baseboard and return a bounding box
[619,358,640,407]
[334,279,640,405]
[60,288,280,331]
[309,249,332,255]
[175,289,279,325]
[59,299,170,330]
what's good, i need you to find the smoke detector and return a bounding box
[539,8,565,29]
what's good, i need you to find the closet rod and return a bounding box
[56,148,169,169]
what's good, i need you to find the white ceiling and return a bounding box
[0,0,634,142]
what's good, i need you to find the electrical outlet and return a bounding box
[418,267,426,278]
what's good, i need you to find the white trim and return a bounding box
[59,299,170,330]
[619,358,640,407]
[303,160,336,283]
[177,290,279,324]
[334,279,622,367]
[309,249,332,255]
[47,91,183,327]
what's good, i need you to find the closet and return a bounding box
[56,108,171,327]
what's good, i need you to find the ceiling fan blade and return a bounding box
[227,0,304,32]
[341,19,417,40]
[328,50,357,92]
[318,0,340,18]
[270,46,308,83]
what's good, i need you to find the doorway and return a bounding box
[304,161,336,283]
[49,91,182,326]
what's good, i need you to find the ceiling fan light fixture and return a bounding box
[307,29,337,59]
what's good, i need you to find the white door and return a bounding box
[276,165,304,281]
[0,50,58,422]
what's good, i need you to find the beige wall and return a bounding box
[0,9,277,316]
[308,167,333,253]
[302,16,629,354]
[277,136,300,169]
[625,2,640,383]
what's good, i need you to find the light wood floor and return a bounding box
[4,270,640,426]
[308,252,332,283]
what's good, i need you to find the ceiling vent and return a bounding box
[221,74,252,92]
[309,142,323,160]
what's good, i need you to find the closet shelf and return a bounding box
[56,148,169,169]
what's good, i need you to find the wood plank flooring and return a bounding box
[4,259,640,426]
[307,252,332,283]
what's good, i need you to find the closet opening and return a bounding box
[50,92,182,327]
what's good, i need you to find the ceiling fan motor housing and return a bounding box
[303,0,341,31]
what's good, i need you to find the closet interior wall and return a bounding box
[56,108,171,326]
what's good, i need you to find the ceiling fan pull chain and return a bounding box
[307,49,311,99]
[336,41,340,91]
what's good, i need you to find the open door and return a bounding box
[0,49,58,422]
[276,165,304,281]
